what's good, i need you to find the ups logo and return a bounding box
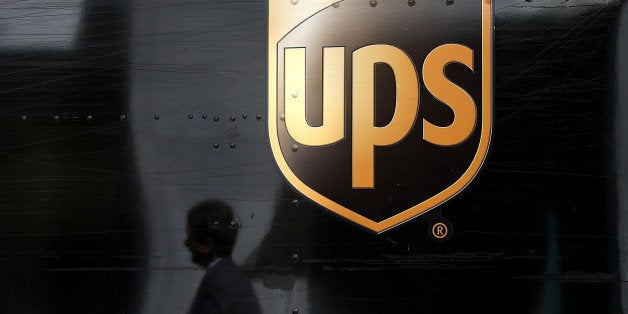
[268,0,492,232]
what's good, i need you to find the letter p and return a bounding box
[352,45,419,188]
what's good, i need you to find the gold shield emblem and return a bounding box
[268,0,493,233]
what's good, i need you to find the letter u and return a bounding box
[284,47,345,146]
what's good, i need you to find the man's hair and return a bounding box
[187,199,239,257]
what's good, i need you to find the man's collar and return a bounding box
[208,257,222,269]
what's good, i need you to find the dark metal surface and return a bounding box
[0,0,626,313]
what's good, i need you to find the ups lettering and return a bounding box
[283,44,476,188]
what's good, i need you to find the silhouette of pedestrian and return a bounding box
[185,200,261,314]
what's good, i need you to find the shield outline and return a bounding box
[268,0,493,233]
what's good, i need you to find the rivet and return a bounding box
[120,114,126,121]
[188,114,193,119]
[256,114,262,120]
[202,114,208,119]
[242,113,248,119]
[20,115,27,121]
[370,0,377,7]
[86,115,93,121]
[291,90,299,98]
[408,0,416,6]
[213,143,220,149]
[290,0,298,4]
[230,143,236,148]
[292,199,299,206]
[280,114,285,121]
[230,115,236,121]
[213,115,220,121]
[292,308,299,314]
[154,115,160,120]
[446,0,454,5]
[53,115,60,122]
[332,2,340,8]
[291,253,300,262]
[212,221,220,229]
[291,144,299,152]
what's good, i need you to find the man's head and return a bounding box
[185,200,239,267]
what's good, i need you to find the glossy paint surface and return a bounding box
[0,0,626,313]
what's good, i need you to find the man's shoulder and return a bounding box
[205,258,253,289]
[197,258,261,314]
[206,258,244,275]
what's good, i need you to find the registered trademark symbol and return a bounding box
[424,214,452,242]
[431,222,449,239]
